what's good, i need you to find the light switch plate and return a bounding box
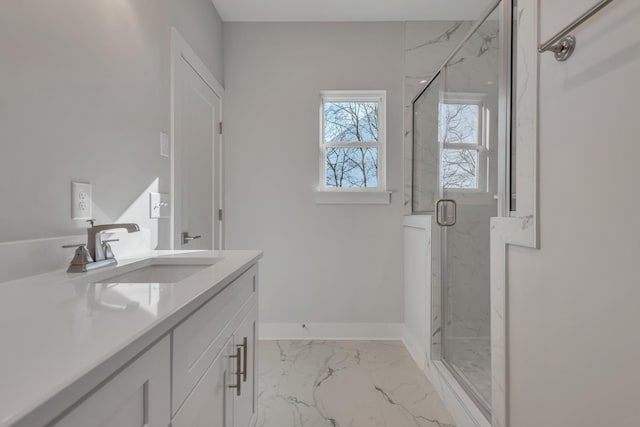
[149,192,169,218]
[160,132,170,158]
[71,182,92,220]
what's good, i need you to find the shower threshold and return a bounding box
[441,358,491,421]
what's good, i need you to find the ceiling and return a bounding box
[211,0,492,22]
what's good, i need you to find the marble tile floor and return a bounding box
[258,340,456,427]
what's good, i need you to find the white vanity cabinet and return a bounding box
[233,303,259,427]
[172,303,258,427]
[171,336,236,427]
[53,336,171,427]
[40,262,259,427]
[172,265,259,427]
[172,264,257,412]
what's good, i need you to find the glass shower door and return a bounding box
[436,3,502,416]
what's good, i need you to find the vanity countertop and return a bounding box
[0,249,262,427]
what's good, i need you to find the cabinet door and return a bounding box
[172,264,257,412]
[234,303,258,427]
[54,336,170,427]
[172,336,235,427]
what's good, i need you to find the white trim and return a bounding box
[441,91,488,104]
[170,28,225,250]
[489,3,539,427]
[439,92,488,193]
[171,28,224,97]
[259,322,403,341]
[402,215,431,373]
[319,90,387,192]
[401,325,425,371]
[314,190,391,205]
[402,213,432,229]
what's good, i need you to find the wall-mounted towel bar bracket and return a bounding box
[543,35,576,62]
[538,0,614,62]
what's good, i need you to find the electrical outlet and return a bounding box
[71,182,92,220]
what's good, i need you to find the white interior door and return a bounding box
[172,30,223,250]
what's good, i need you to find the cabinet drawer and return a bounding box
[172,264,257,413]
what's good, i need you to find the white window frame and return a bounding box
[439,92,489,194]
[318,90,387,194]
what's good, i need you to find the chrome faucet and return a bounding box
[63,220,140,273]
[86,220,140,262]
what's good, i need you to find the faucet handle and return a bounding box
[65,245,94,272]
[62,243,86,249]
[102,240,118,260]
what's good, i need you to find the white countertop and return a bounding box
[0,249,262,427]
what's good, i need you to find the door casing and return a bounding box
[170,28,225,250]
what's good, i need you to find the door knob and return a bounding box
[181,232,202,245]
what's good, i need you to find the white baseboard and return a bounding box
[401,325,426,371]
[259,322,404,341]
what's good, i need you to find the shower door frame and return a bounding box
[411,0,514,424]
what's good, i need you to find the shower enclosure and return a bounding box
[412,0,512,418]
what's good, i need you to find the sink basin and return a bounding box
[98,264,210,284]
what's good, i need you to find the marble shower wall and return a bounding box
[412,73,442,213]
[445,205,493,339]
[404,20,501,346]
[441,19,500,341]
[403,21,472,215]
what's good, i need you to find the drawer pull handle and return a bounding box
[237,337,248,382]
[228,347,242,396]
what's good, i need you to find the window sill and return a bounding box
[315,191,392,205]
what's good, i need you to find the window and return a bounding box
[438,94,487,191]
[319,91,386,192]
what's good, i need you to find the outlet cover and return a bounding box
[160,132,170,158]
[71,182,92,220]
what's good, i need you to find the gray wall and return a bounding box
[0,0,224,247]
[509,0,640,425]
[223,22,405,324]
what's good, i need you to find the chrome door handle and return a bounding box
[181,232,202,245]
[436,199,457,227]
[228,347,242,396]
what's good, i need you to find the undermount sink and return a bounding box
[98,264,211,284]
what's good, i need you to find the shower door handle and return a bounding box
[436,199,457,227]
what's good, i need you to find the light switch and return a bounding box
[71,182,92,220]
[149,192,169,218]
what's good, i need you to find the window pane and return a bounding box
[324,102,379,143]
[325,147,378,188]
[441,148,478,189]
[438,103,480,145]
